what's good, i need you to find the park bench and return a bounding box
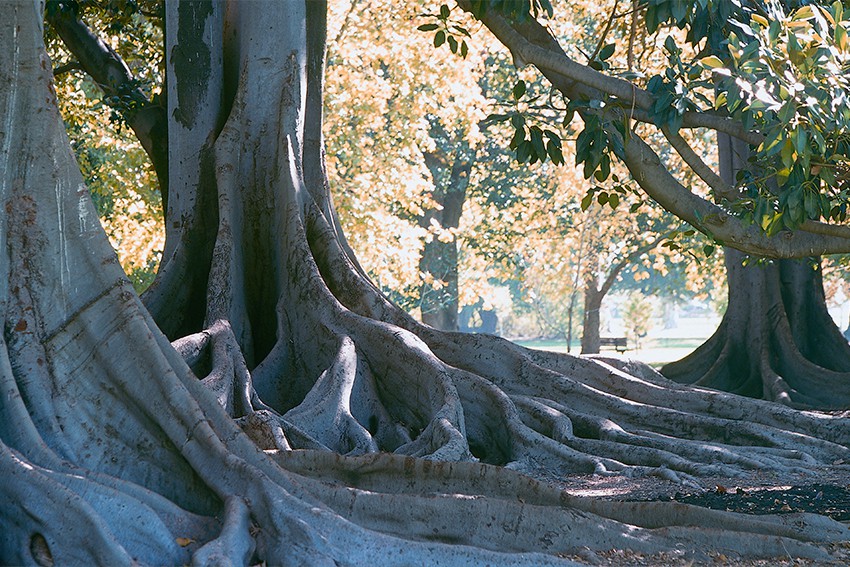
[599,337,628,353]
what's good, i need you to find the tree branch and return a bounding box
[53,60,82,77]
[589,0,619,61]
[661,125,736,202]
[798,219,850,240]
[462,4,850,257]
[599,230,672,298]
[620,130,850,256]
[627,0,638,72]
[460,2,763,146]
[46,5,169,206]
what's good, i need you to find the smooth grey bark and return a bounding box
[4,1,850,565]
[662,136,850,408]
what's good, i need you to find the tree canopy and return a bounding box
[441,0,850,257]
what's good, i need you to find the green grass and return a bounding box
[648,337,707,349]
[512,337,704,351]
[510,337,705,368]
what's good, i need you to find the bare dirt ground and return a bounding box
[526,465,850,565]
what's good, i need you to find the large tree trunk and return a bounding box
[662,136,850,409]
[663,249,850,407]
[4,1,850,564]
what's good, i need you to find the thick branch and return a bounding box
[461,2,763,146]
[47,5,169,206]
[463,5,850,257]
[798,219,850,240]
[621,133,850,256]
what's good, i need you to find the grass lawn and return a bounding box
[512,337,704,368]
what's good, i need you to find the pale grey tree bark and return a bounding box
[3,1,850,565]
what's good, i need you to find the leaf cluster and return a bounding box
[483,78,566,165]
[418,4,472,57]
[579,172,636,212]
[641,1,850,235]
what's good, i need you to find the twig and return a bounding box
[53,61,82,77]
[589,0,620,61]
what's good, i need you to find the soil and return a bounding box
[527,465,850,565]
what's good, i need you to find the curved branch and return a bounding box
[461,2,763,146]
[461,4,850,257]
[46,5,169,206]
[661,126,737,202]
[621,131,850,256]
[685,133,850,234]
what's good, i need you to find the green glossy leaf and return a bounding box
[530,126,546,160]
[516,140,532,163]
[547,141,564,165]
[513,80,526,100]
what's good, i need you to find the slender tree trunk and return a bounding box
[419,150,472,331]
[579,237,664,355]
[565,215,589,353]
[581,279,603,354]
[662,135,850,408]
[4,1,850,564]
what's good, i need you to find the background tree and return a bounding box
[6,0,850,564]
[621,291,653,350]
[324,0,493,328]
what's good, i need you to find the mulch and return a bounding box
[534,467,850,565]
[663,482,850,521]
